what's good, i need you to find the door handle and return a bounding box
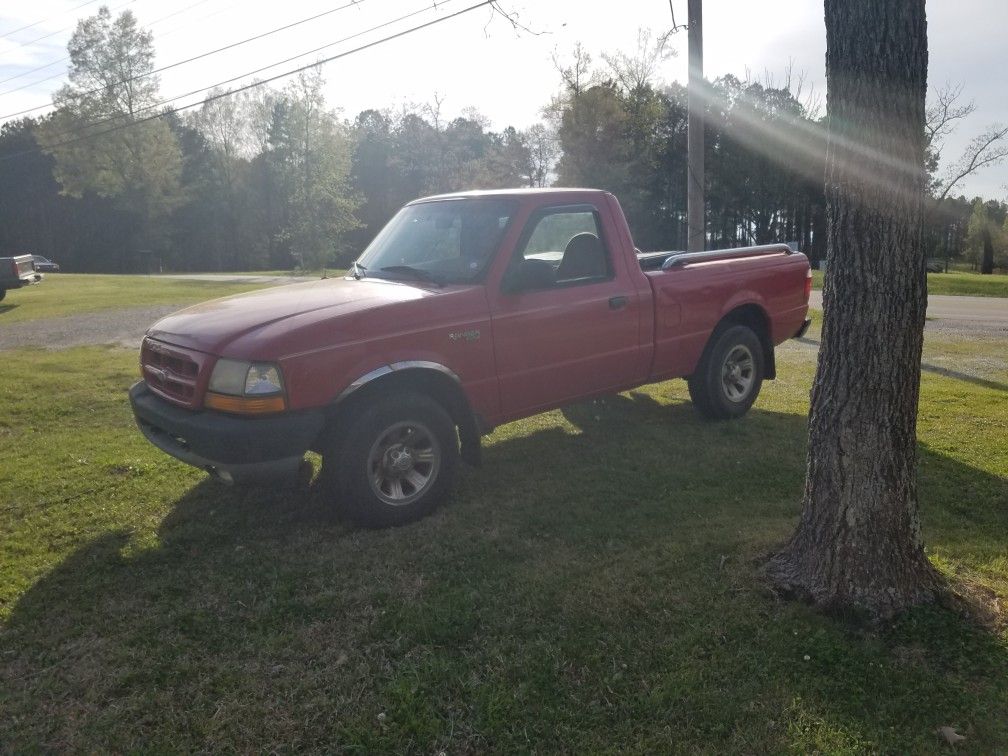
[608,295,629,310]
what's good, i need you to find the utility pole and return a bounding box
[686,0,704,252]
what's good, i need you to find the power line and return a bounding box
[32,0,462,141]
[0,0,216,90]
[0,57,67,90]
[3,0,492,163]
[24,0,448,136]
[4,0,138,51]
[0,0,371,119]
[0,0,103,40]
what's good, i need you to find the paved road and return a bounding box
[809,291,1008,334]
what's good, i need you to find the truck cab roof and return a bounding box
[409,187,612,205]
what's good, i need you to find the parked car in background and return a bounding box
[31,255,60,273]
[0,255,42,301]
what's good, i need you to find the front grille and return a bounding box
[141,338,204,408]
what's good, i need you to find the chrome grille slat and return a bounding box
[141,338,203,408]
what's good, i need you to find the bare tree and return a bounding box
[755,59,823,119]
[522,122,558,187]
[423,92,447,132]
[925,83,973,155]
[551,42,598,96]
[601,27,676,93]
[926,82,1008,200]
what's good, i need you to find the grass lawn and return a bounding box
[811,269,1008,297]
[1,333,1006,751]
[0,274,276,323]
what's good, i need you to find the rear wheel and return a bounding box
[688,324,765,420]
[320,391,458,527]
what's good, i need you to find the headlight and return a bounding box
[205,359,286,414]
[208,358,249,395]
[209,360,284,396]
[245,363,284,395]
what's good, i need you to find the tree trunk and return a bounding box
[810,202,826,268]
[980,226,994,274]
[767,0,940,620]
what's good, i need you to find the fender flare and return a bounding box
[336,360,462,402]
[334,361,482,466]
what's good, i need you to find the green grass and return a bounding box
[0,274,277,323]
[811,269,1008,297]
[1,334,1006,751]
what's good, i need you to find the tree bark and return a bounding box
[810,201,826,268]
[981,226,994,274]
[767,0,940,620]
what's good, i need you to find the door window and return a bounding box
[506,206,613,291]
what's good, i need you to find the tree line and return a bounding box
[0,8,1005,273]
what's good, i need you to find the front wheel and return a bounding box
[688,324,765,420]
[320,391,458,527]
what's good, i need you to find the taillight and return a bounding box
[803,269,812,301]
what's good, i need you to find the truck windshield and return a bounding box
[356,199,517,285]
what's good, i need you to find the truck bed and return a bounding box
[638,244,811,382]
[637,244,796,271]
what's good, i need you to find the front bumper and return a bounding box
[129,381,325,484]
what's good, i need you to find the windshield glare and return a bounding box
[357,199,516,284]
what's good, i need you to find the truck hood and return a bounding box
[147,277,441,355]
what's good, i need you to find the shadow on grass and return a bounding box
[0,303,17,317]
[798,336,1008,393]
[919,364,1008,393]
[2,395,1007,751]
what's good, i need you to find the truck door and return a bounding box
[489,203,642,418]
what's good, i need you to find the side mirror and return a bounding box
[502,259,555,293]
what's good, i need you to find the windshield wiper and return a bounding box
[379,265,444,286]
[350,261,367,279]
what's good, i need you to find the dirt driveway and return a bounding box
[0,305,185,351]
[0,275,317,352]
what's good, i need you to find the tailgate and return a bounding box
[9,255,41,284]
[16,256,36,279]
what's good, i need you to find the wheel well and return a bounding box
[322,368,482,465]
[719,304,775,379]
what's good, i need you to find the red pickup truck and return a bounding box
[130,189,811,525]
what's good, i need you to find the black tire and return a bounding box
[320,391,458,527]
[0,289,6,302]
[688,324,765,420]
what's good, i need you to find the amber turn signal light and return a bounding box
[204,391,286,414]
